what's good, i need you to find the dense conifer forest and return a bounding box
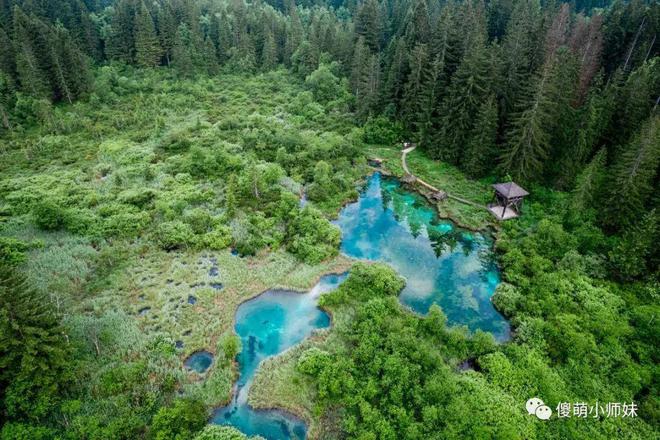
[0,0,658,439]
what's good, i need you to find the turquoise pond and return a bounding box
[210,172,509,439]
[211,274,345,439]
[335,172,510,341]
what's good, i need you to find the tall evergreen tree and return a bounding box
[134,1,161,67]
[463,95,499,177]
[0,262,71,420]
[355,0,382,52]
[261,29,278,70]
[12,7,51,98]
[601,116,660,230]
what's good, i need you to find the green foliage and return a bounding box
[286,207,340,264]
[362,116,404,145]
[0,262,71,420]
[32,200,67,231]
[320,263,405,307]
[194,425,264,440]
[150,398,207,440]
[0,237,31,266]
[155,221,196,250]
[608,210,658,280]
[217,333,241,366]
[305,63,345,104]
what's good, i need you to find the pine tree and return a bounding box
[609,209,659,280]
[261,29,278,71]
[500,0,543,116]
[463,95,499,177]
[355,0,382,52]
[0,70,13,130]
[355,54,381,121]
[437,33,493,165]
[401,43,429,134]
[12,7,51,98]
[284,0,303,64]
[106,0,137,63]
[0,262,71,420]
[404,0,431,46]
[602,116,660,230]
[157,1,178,66]
[382,37,409,110]
[568,148,606,220]
[500,69,554,182]
[134,1,161,68]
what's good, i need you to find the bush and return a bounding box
[155,221,196,250]
[32,200,67,231]
[150,399,206,440]
[0,237,30,266]
[118,188,156,208]
[320,263,404,306]
[296,348,332,376]
[204,226,232,250]
[184,208,213,235]
[362,116,403,145]
[194,426,262,440]
[286,207,340,264]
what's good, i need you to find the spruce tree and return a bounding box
[463,95,499,177]
[500,69,554,182]
[500,0,543,117]
[105,0,137,63]
[355,0,382,52]
[0,70,13,130]
[401,43,429,135]
[261,30,278,71]
[437,33,493,165]
[0,262,71,420]
[12,7,51,98]
[382,37,409,109]
[602,116,660,230]
[569,148,607,221]
[609,209,659,280]
[134,1,161,68]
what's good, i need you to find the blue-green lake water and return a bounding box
[211,172,508,439]
[335,173,509,340]
[211,274,346,439]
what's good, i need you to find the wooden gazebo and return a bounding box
[488,182,529,220]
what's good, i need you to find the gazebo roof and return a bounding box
[492,182,529,199]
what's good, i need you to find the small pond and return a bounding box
[184,351,214,374]
[211,274,346,439]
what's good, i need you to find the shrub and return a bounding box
[184,208,213,235]
[296,348,332,376]
[155,221,196,250]
[320,263,404,306]
[362,116,403,145]
[286,207,340,264]
[194,426,261,440]
[32,200,67,231]
[118,188,156,208]
[150,399,206,440]
[203,226,232,250]
[0,237,30,266]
